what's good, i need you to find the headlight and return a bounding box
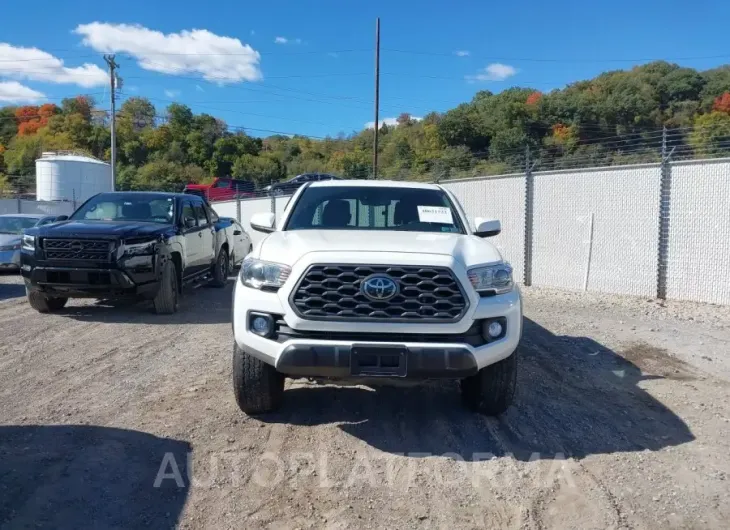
[0,242,21,251]
[21,234,35,252]
[240,257,291,290]
[122,238,157,257]
[467,262,514,294]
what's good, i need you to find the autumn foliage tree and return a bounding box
[713,92,730,114]
[525,91,542,106]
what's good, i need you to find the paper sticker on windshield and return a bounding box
[417,205,453,224]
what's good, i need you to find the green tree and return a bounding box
[689,111,730,157]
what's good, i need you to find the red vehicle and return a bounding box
[184,177,255,202]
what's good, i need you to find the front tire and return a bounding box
[26,290,68,313]
[211,248,229,287]
[460,351,517,416]
[232,343,284,415]
[153,260,179,314]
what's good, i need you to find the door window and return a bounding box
[194,203,209,227]
[181,201,197,229]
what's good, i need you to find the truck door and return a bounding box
[194,201,216,272]
[180,199,203,277]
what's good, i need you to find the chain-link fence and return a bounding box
[211,156,730,306]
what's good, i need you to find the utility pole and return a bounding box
[372,17,381,179]
[104,54,119,190]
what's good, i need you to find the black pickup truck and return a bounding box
[20,191,234,314]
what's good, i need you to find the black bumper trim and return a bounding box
[275,343,478,379]
[22,266,159,298]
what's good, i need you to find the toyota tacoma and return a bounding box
[232,180,522,416]
[21,191,235,314]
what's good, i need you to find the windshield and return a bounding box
[285,186,465,234]
[0,216,41,234]
[71,195,175,224]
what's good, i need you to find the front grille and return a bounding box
[290,264,469,322]
[43,239,112,262]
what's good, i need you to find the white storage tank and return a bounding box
[35,152,113,203]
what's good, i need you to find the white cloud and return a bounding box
[0,43,107,87]
[195,84,204,92]
[365,116,423,129]
[274,36,302,45]
[466,63,517,82]
[74,22,262,84]
[0,81,45,103]
[454,50,470,57]
[164,89,181,98]
[327,52,339,59]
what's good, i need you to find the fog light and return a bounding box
[487,321,503,338]
[252,316,271,336]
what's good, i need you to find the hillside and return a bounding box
[2,60,730,194]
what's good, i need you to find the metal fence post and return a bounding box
[17,197,22,214]
[523,145,536,286]
[269,180,276,227]
[656,127,675,300]
[236,194,242,223]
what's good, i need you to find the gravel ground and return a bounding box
[1,272,729,529]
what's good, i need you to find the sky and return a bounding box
[1,0,730,138]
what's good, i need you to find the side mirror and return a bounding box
[474,217,501,238]
[55,215,69,222]
[183,217,197,229]
[250,212,276,233]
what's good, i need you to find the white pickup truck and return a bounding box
[231,180,522,415]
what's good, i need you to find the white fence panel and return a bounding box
[532,165,661,297]
[0,199,75,217]
[666,159,730,305]
[212,198,274,248]
[442,176,526,282]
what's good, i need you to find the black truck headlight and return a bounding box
[21,234,35,252]
[122,238,158,256]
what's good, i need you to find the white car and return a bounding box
[218,217,252,267]
[232,180,522,416]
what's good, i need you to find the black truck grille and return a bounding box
[290,264,469,322]
[43,239,112,262]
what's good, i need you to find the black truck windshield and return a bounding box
[285,186,465,234]
[71,194,175,224]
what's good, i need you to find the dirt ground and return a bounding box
[1,272,729,530]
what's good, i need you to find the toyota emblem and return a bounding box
[361,274,399,301]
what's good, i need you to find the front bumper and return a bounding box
[233,273,523,379]
[0,250,21,270]
[21,251,162,298]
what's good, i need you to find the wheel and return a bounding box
[153,260,179,314]
[232,343,284,415]
[460,351,518,416]
[211,248,229,287]
[26,290,67,313]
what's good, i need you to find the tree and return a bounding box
[689,111,730,157]
[167,103,194,141]
[713,92,730,114]
[119,97,156,133]
[0,107,17,145]
[61,96,93,120]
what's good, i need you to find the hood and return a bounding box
[259,230,503,267]
[26,220,174,239]
[0,233,21,246]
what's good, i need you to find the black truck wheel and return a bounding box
[26,290,68,313]
[460,352,517,416]
[232,343,284,415]
[153,260,179,314]
[210,248,229,288]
